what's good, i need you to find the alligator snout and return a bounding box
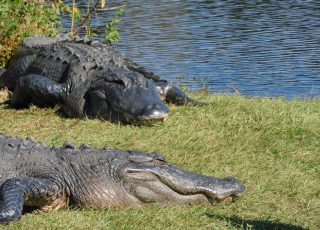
[140,103,169,119]
[122,163,245,205]
[126,103,169,125]
[201,176,246,203]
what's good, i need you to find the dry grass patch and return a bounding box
[0,89,8,103]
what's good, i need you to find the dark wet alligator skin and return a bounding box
[0,134,245,224]
[0,35,206,125]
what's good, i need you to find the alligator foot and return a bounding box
[156,80,208,106]
[0,177,68,224]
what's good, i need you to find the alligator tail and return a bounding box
[124,58,161,82]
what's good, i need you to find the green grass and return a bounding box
[0,91,319,229]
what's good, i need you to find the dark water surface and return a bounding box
[69,1,320,98]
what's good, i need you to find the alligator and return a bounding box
[0,34,206,125]
[0,134,245,224]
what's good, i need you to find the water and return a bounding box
[65,0,320,98]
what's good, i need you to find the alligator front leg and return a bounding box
[155,80,207,106]
[11,74,65,108]
[0,177,68,224]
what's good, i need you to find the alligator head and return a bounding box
[114,151,246,205]
[83,66,169,125]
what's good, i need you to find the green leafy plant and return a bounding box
[104,6,124,46]
[0,0,59,67]
[51,0,125,45]
[0,0,125,67]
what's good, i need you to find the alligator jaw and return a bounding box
[205,188,246,205]
[200,176,246,203]
[122,165,246,205]
[125,112,169,125]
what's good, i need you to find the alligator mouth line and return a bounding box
[206,190,245,205]
[124,170,245,204]
[126,113,169,125]
[153,175,245,204]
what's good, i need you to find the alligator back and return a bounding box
[5,35,129,85]
[0,134,130,186]
[0,135,54,184]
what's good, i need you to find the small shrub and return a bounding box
[0,0,59,68]
[0,0,125,68]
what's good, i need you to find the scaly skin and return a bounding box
[0,35,206,125]
[0,134,245,224]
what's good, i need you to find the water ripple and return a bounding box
[68,0,320,98]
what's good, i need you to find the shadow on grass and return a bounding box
[205,213,308,230]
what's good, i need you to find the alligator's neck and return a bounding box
[54,148,141,208]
